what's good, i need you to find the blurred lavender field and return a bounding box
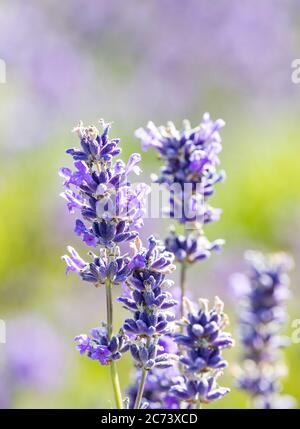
[0,0,300,408]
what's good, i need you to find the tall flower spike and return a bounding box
[171,297,234,406]
[135,114,225,315]
[118,236,179,408]
[60,119,150,409]
[136,114,227,409]
[232,251,296,409]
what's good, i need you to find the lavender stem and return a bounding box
[134,368,148,409]
[105,279,123,409]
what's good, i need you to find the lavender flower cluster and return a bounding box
[126,336,180,409]
[60,115,296,410]
[75,327,129,365]
[165,228,224,265]
[61,122,146,368]
[124,115,233,409]
[60,120,179,409]
[135,114,225,312]
[60,120,149,253]
[120,236,178,372]
[136,113,225,226]
[233,251,296,409]
[171,297,234,405]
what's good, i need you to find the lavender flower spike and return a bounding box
[60,119,150,409]
[119,236,179,408]
[233,251,296,409]
[136,114,226,322]
[171,297,234,406]
[136,114,228,408]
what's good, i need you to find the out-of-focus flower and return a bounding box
[0,1,97,151]
[233,251,296,409]
[0,2,90,104]
[1,315,64,399]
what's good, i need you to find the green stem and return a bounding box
[110,361,123,409]
[106,279,114,338]
[105,279,123,409]
[134,368,148,409]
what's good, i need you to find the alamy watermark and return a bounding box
[96,181,208,228]
[0,319,6,343]
[291,319,300,344]
[291,59,300,84]
[0,58,6,84]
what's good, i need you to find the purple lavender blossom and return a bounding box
[61,122,149,237]
[135,114,224,184]
[74,326,129,365]
[165,228,224,264]
[136,114,225,269]
[136,115,229,408]
[60,119,151,401]
[119,236,178,373]
[62,246,131,286]
[171,297,234,406]
[62,246,87,275]
[61,120,150,283]
[233,251,296,409]
[171,374,229,404]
